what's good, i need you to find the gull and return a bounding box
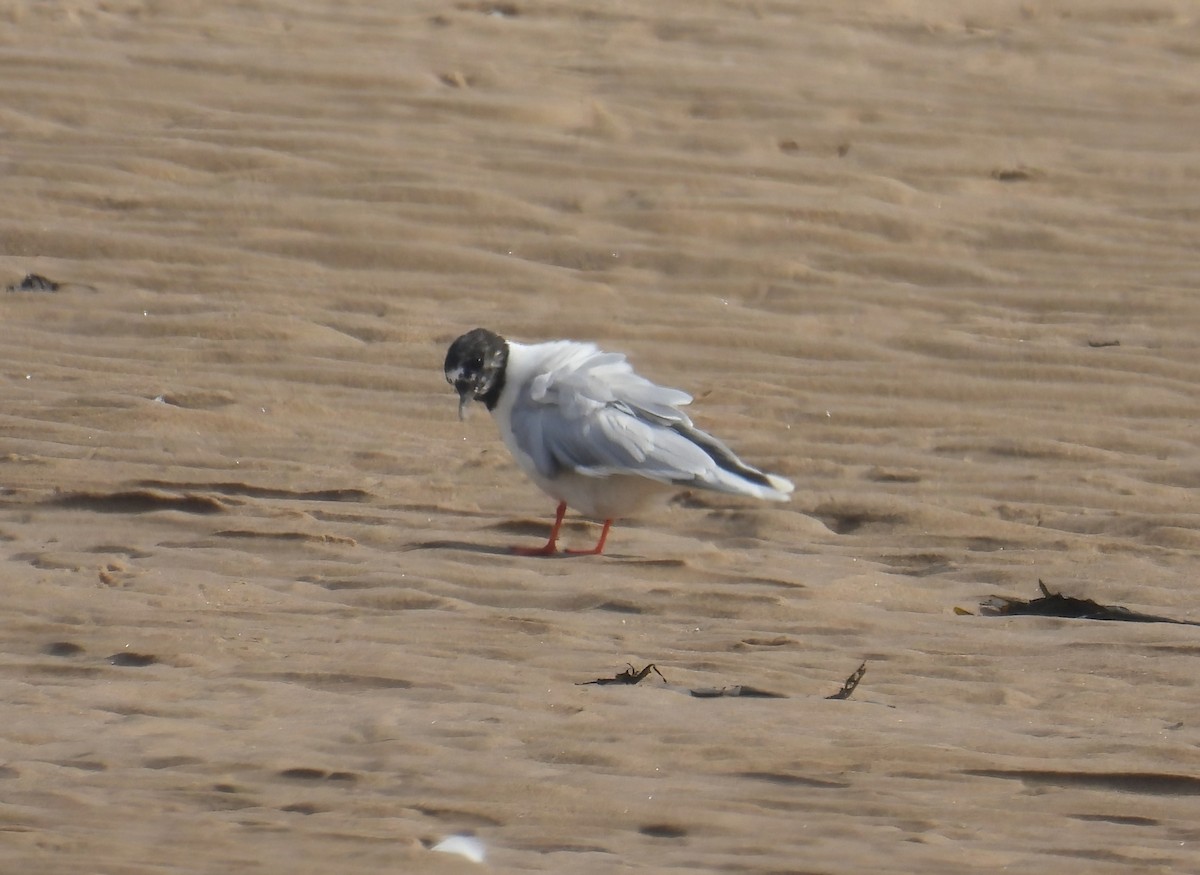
[444,328,793,556]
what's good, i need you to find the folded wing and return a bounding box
[510,344,792,500]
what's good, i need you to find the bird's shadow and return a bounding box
[405,539,514,556]
[405,539,681,565]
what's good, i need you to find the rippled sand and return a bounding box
[2,1,1199,872]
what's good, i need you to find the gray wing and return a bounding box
[510,347,771,490]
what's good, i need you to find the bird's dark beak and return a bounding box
[454,382,473,421]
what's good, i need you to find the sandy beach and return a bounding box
[2,1,1199,871]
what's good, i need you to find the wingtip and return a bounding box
[766,474,795,499]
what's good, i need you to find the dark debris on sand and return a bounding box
[977,579,1200,626]
[6,273,59,292]
[577,661,868,701]
[825,662,867,700]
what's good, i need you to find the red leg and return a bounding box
[565,519,613,556]
[512,501,567,557]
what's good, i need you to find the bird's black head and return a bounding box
[444,328,508,419]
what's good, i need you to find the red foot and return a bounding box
[510,504,613,557]
[511,541,560,557]
[511,501,566,557]
[565,519,612,556]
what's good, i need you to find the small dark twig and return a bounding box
[577,663,666,686]
[826,662,867,700]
